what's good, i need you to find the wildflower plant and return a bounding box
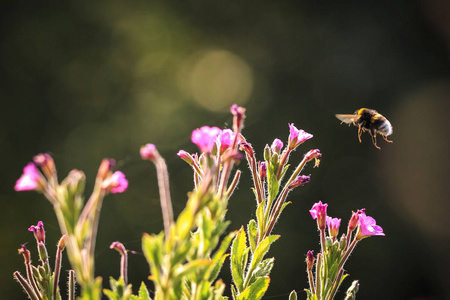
[13,104,384,300]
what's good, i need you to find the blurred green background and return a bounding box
[2,0,450,299]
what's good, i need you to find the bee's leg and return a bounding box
[382,135,393,143]
[371,131,381,149]
[357,125,363,143]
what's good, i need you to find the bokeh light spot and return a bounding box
[179,50,253,112]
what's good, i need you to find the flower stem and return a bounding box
[14,271,40,300]
[68,270,75,300]
[155,156,174,238]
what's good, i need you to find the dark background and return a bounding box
[2,1,450,299]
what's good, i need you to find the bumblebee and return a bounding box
[335,108,393,149]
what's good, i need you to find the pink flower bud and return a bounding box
[97,159,115,181]
[191,126,221,153]
[306,250,315,270]
[230,104,246,132]
[15,163,44,192]
[288,175,310,189]
[288,124,313,150]
[271,139,283,154]
[177,150,194,165]
[28,221,45,244]
[326,216,341,239]
[239,142,254,156]
[348,209,364,232]
[33,153,56,178]
[309,201,328,230]
[259,161,267,180]
[140,143,159,161]
[110,241,127,256]
[102,171,128,194]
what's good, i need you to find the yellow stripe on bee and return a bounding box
[357,108,367,115]
[371,114,382,122]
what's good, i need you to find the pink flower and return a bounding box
[191,126,221,153]
[271,138,283,154]
[218,129,236,154]
[28,221,45,243]
[15,163,43,191]
[103,171,128,194]
[140,144,158,161]
[356,211,385,240]
[326,216,341,239]
[310,201,328,230]
[288,124,313,150]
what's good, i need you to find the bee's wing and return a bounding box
[335,114,359,125]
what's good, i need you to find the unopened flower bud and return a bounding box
[177,150,194,165]
[326,216,341,240]
[28,221,45,244]
[339,234,347,250]
[325,236,333,249]
[259,162,267,180]
[61,169,86,196]
[33,153,56,179]
[97,159,115,181]
[310,201,328,230]
[38,241,48,262]
[348,210,363,232]
[140,143,159,161]
[288,175,310,189]
[264,144,271,161]
[58,235,68,251]
[110,241,127,256]
[230,104,246,132]
[306,250,315,270]
[271,139,283,154]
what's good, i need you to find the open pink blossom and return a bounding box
[191,126,221,153]
[326,216,341,239]
[218,129,236,154]
[103,171,128,194]
[356,211,385,240]
[15,163,43,192]
[288,124,313,150]
[310,200,328,230]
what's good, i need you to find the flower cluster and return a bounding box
[13,104,385,300]
[305,201,384,300]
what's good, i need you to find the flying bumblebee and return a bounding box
[335,108,393,149]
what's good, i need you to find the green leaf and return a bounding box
[206,231,235,281]
[231,227,247,293]
[142,233,164,282]
[174,259,211,278]
[250,235,279,271]
[289,290,297,300]
[249,258,274,286]
[138,282,152,300]
[237,276,270,300]
[267,163,280,201]
[231,285,238,300]
[247,220,257,253]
